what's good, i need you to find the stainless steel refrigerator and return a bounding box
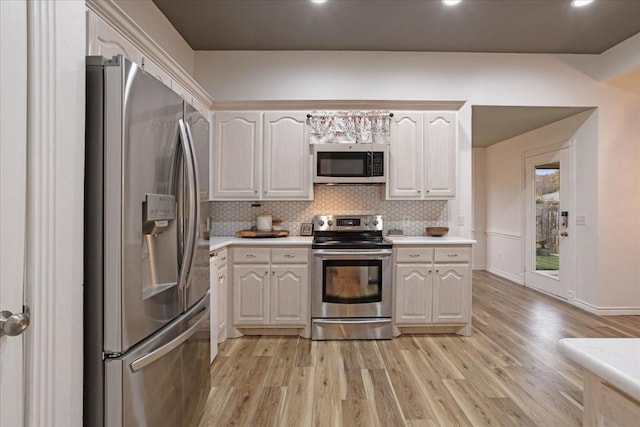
[84,55,210,427]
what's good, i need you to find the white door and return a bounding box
[524,147,575,299]
[0,1,28,425]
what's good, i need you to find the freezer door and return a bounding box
[184,103,211,309]
[104,293,210,427]
[102,56,185,353]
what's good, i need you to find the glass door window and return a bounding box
[535,163,560,276]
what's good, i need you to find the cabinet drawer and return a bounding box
[435,247,471,263]
[233,247,270,263]
[215,249,228,267]
[396,247,434,263]
[271,247,308,264]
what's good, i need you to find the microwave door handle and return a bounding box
[367,151,372,176]
[177,119,197,293]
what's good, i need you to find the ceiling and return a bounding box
[152,0,640,54]
[152,0,636,146]
[472,106,594,147]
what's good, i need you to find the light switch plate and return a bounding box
[576,215,586,226]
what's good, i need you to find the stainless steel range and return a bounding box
[311,214,393,340]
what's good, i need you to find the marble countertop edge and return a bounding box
[558,338,640,401]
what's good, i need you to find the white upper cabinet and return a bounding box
[386,111,457,200]
[212,111,313,201]
[388,112,423,199]
[424,111,457,198]
[263,112,312,200]
[212,112,262,199]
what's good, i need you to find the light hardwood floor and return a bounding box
[199,271,640,426]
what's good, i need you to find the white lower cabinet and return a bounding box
[394,245,471,334]
[232,247,309,327]
[216,249,228,343]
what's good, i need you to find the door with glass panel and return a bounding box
[524,147,574,299]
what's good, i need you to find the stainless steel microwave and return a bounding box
[313,143,387,184]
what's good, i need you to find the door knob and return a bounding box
[0,309,30,337]
[560,232,568,237]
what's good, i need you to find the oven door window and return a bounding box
[322,260,382,304]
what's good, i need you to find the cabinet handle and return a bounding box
[284,254,295,258]
[447,254,459,257]
[218,275,224,280]
[255,190,258,194]
[409,254,420,258]
[417,190,421,193]
[426,190,430,193]
[246,254,256,258]
[220,256,227,261]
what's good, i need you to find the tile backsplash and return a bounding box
[209,185,447,236]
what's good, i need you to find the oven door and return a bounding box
[312,249,392,318]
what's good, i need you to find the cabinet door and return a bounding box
[424,111,456,199]
[270,265,308,326]
[388,112,423,199]
[212,112,262,199]
[263,112,311,200]
[395,264,433,324]
[217,264,227,342]
[233,265,269,325]
[433,264,469,323]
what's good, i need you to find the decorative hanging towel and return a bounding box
[308,111,391,144]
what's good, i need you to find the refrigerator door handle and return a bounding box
[184,121,201,287]
[130,305,208,372]
[177,119,198,292]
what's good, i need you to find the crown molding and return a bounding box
[86,0,214,109]
[210,99,466,111]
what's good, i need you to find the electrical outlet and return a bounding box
[402,216,410,227]
[568,290,575,300]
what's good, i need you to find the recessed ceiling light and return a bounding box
[311,0,328,4]
[442,0,463,6]
[571,0,595,7]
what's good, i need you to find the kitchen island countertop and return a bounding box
[558,338,640,402]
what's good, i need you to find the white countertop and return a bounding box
[384,236,476,245]
[210,235,475,251]
[558,338,640,401]
[210,236,313,251]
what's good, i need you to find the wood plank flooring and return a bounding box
[198,271,640,426]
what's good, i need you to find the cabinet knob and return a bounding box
[272,271,275,275]
[436,269,439,273]
[428,270,432,273]
[265,271,268,276]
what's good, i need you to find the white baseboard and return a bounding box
[571,299,640,316]
[472,264,486,271]
[485,266,524,285]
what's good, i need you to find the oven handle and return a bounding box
[312,250,392,256]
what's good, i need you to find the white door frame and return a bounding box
[24,2,85,426]
[1,1,28,426]
[523,142,576,300]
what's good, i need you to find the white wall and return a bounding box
[194,50,640,312]
[113,0,194,75]
[472,147,487,270]
[484,111,598,300]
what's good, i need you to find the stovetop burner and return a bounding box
[312,214,391,250]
